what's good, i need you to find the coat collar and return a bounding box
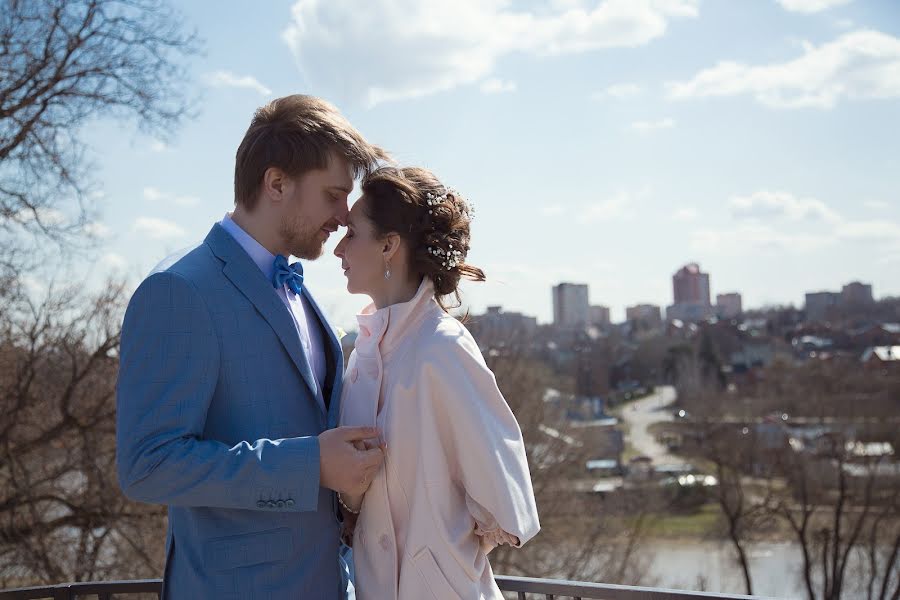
[354,278,439,359]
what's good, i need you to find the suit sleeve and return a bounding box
[116,271,321,512]
[418,332,540,548]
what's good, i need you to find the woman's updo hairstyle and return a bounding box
[360,166,485,311]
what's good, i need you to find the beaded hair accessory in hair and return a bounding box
[425,187,474,271]
[425,189,476,222]
[428,244,463,270]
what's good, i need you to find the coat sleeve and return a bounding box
[418,330,540,548]
[115,270,321,512]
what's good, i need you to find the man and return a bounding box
[116,95,388,599]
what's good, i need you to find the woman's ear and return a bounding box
[382,233,402,261]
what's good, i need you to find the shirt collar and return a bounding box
[219,212,277,281]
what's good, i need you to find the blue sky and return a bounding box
[76,0,900,327]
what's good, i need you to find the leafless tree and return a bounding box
[672,357,774,596]
[473,326,655,586]
[774,438,900,600]
[0,0,198,265]
[0,0,198,586]
[677,358,900,600]
[0,279,166,587]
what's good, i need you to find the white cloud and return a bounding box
[667,30,900,109]
[133,217,186,240]
[832,17,854,29]
[776,0,852,13]
[864,200,891,210]
[541,204,564,216]
[672,207,698,221]
[630,117,675,133]
[698,189,900,256]
[149,140,168,153]
[729,190,841,223]
[101,253,128,270]
[691,224,834,254]
[480,78,517,94]
[14,207,67,226]
[143,186,200,207]
[580,190,636,222]
[20,275,46,296]
[283,0,698,107]
[835,220,900,239]
[481,260,614,287]
[205,70,272,96]
[594,82,643,99]
[83,222,111,239]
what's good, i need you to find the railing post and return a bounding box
[50,587,68,600]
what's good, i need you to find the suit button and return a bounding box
[276,500,285,508]
[285,499,295,507]
[257,501,266,509]
[267,500,276,508]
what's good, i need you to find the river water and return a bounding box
[646,540,892,599]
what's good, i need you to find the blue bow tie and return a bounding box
[273,254,304,295]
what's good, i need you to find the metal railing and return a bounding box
[0,576,762,600]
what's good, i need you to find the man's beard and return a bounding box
[279,215,324,260]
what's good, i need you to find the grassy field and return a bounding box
[639,504,722,539]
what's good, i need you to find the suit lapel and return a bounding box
[301,285,344,425]
[205,224,319,399]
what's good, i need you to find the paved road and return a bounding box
[619,386,683,465]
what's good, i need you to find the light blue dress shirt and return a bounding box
[219,213,327,411]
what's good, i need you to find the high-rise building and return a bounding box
[476,306,538,339]
[553,283,590,328]
[625,304,662,328]
[590,305,611,327]
[668,263,715,322]
[716,293,743,319]
[805,291,840,322]
[841,281,874,305]
[803,281,874,322]
[673,263,711,306]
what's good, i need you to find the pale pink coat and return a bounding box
[339,278,540,599]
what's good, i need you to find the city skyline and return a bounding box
[531,266,876,326]
[57,0,900,329]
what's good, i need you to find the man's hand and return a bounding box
[319,426,385,495]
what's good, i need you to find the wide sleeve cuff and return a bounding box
[466,492,523,549]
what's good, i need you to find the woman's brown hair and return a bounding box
[360,166,485,312]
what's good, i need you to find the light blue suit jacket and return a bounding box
[116,223,347,599]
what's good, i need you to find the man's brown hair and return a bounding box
[234,95,388,209]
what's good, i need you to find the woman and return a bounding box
[333,166,540,599]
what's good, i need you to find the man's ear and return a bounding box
[262,167,285,203]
